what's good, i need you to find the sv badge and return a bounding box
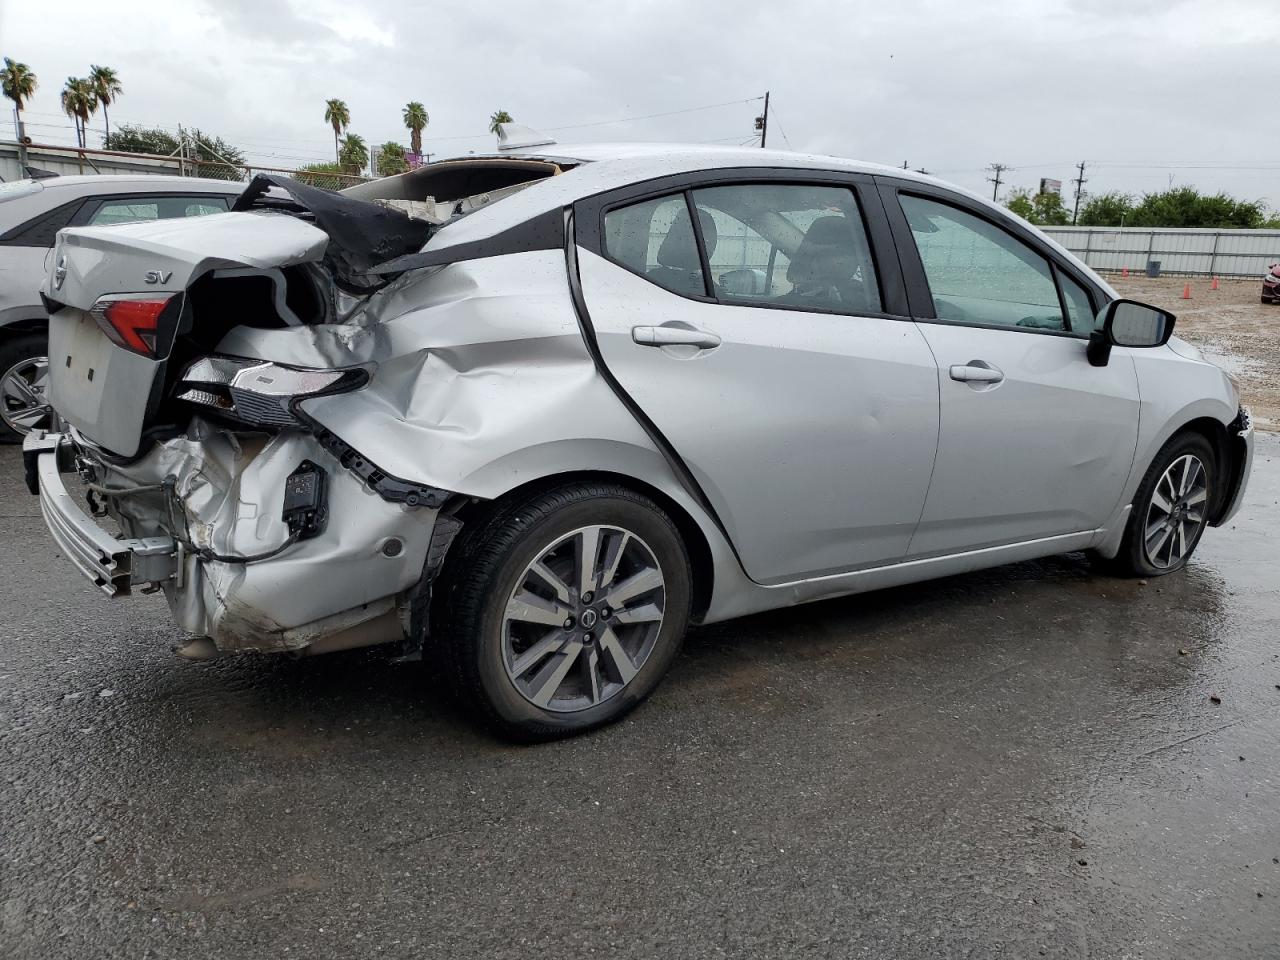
[144,270,173,285]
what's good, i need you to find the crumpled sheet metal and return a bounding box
[217,249,670,500]
[103,419,437,652]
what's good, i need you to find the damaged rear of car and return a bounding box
[26,148,727,742]
[26,164,605,652]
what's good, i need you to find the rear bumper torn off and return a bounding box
[26,424,452,655]
[23,431,177,597]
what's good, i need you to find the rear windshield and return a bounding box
[0,180,44,203]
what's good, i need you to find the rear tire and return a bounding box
[0,333,51,443]
[1098,432,1216,578]
[432,483,692,741]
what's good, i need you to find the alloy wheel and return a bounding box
[501,524,666,713]
[1143,453,1209,569]
[0,355,52,435]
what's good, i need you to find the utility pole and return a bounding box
[755,91,769,148]
[987,163,1011,201]
[1071,161,1088,225]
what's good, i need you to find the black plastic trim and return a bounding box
[1210,407,1251,526]
[562,208,748,575]
[367,206,565,276]
[683,190,716,299]
[296,413,452,509]
[0,198,86,247]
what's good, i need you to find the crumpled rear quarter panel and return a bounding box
[217,249,667,499]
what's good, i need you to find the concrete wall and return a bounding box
[1,140,183,182]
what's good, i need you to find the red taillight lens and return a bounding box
[89,295,175,357]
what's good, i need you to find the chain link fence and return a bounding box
[11,142,371,192]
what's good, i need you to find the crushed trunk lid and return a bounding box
[46,178,434,458]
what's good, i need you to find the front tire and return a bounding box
[432,483,692,741]
[1103,432,1216,577]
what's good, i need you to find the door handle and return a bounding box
[631,325,722,350]
[949,362,1004,384]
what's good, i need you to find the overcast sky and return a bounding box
[3,0,1278,207]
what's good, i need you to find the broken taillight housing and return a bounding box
[175,356,367,427]
[88,293,177,357]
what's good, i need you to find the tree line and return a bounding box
[1006,185,1279,230]
[5,54,519,182]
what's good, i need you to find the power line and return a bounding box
[13,96,766,154]
[766,102,795,150]
[542,96,763,134]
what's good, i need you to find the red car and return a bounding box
[1263,263,1280,303]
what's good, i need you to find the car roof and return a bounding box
[31,175,242,194]
[427,140,1117,299]
[429,142,949,246]
[453,140,931,180]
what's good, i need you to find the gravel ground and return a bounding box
[1110,275,1279,431]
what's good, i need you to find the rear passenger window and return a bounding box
[692,183,881,314]
[89,200,159,225]
[603,195,708,297]
[601,182,882,314]
[88,195,229,227]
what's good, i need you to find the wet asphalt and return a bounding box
[1,440,1278,960]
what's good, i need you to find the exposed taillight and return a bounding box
[88,294,176,357]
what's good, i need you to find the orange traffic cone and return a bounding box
[1122,266,1129,277]
[1181,282,1192,299]
[1211,276,1220,290]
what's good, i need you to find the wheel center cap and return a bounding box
[579,608,598,629]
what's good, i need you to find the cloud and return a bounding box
[2,0,1277,205]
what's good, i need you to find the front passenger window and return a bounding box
[603,195,708,298]
[901,195,1065,331]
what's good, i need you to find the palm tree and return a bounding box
[60,77,98,148]
[376,141,408,176]
[323,98,350,164]
[488,110,513,135]
[402,101,428,157]
[338,132,368,175]
[1,58,38,141]
[87,65,122,141]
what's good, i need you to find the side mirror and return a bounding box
[1087,299,1176,367]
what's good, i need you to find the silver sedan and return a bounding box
[25,133,1253,739]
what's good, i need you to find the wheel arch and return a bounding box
[0,316,49,339]
[445,469,717,622]
[1165,415,1237,524]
